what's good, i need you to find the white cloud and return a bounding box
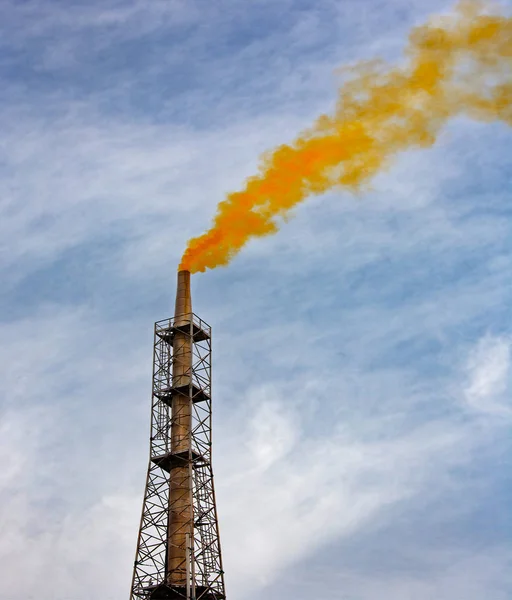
[214,379,488,598]
[464,334,511,418]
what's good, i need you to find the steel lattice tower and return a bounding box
[130,271,226,600]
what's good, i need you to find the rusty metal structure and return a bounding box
[130,270,226,600]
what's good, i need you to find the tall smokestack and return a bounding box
[167,270,193,586]
[131,269,225,600]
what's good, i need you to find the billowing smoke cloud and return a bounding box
[180,1,511,273]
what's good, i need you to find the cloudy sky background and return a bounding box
[0,1,511,599]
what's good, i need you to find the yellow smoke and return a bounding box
[180,1,512,273]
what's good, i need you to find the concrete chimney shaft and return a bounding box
[167,270,193,586]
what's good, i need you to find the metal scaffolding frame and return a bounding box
[130,313,225,600]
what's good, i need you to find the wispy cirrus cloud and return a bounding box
[464,334,511,418]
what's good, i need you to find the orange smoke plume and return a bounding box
[180,1,511,273]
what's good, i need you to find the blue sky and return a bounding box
[0,1,511,599]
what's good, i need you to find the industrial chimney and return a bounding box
[130,271,226,600]
[168,270,193,586]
